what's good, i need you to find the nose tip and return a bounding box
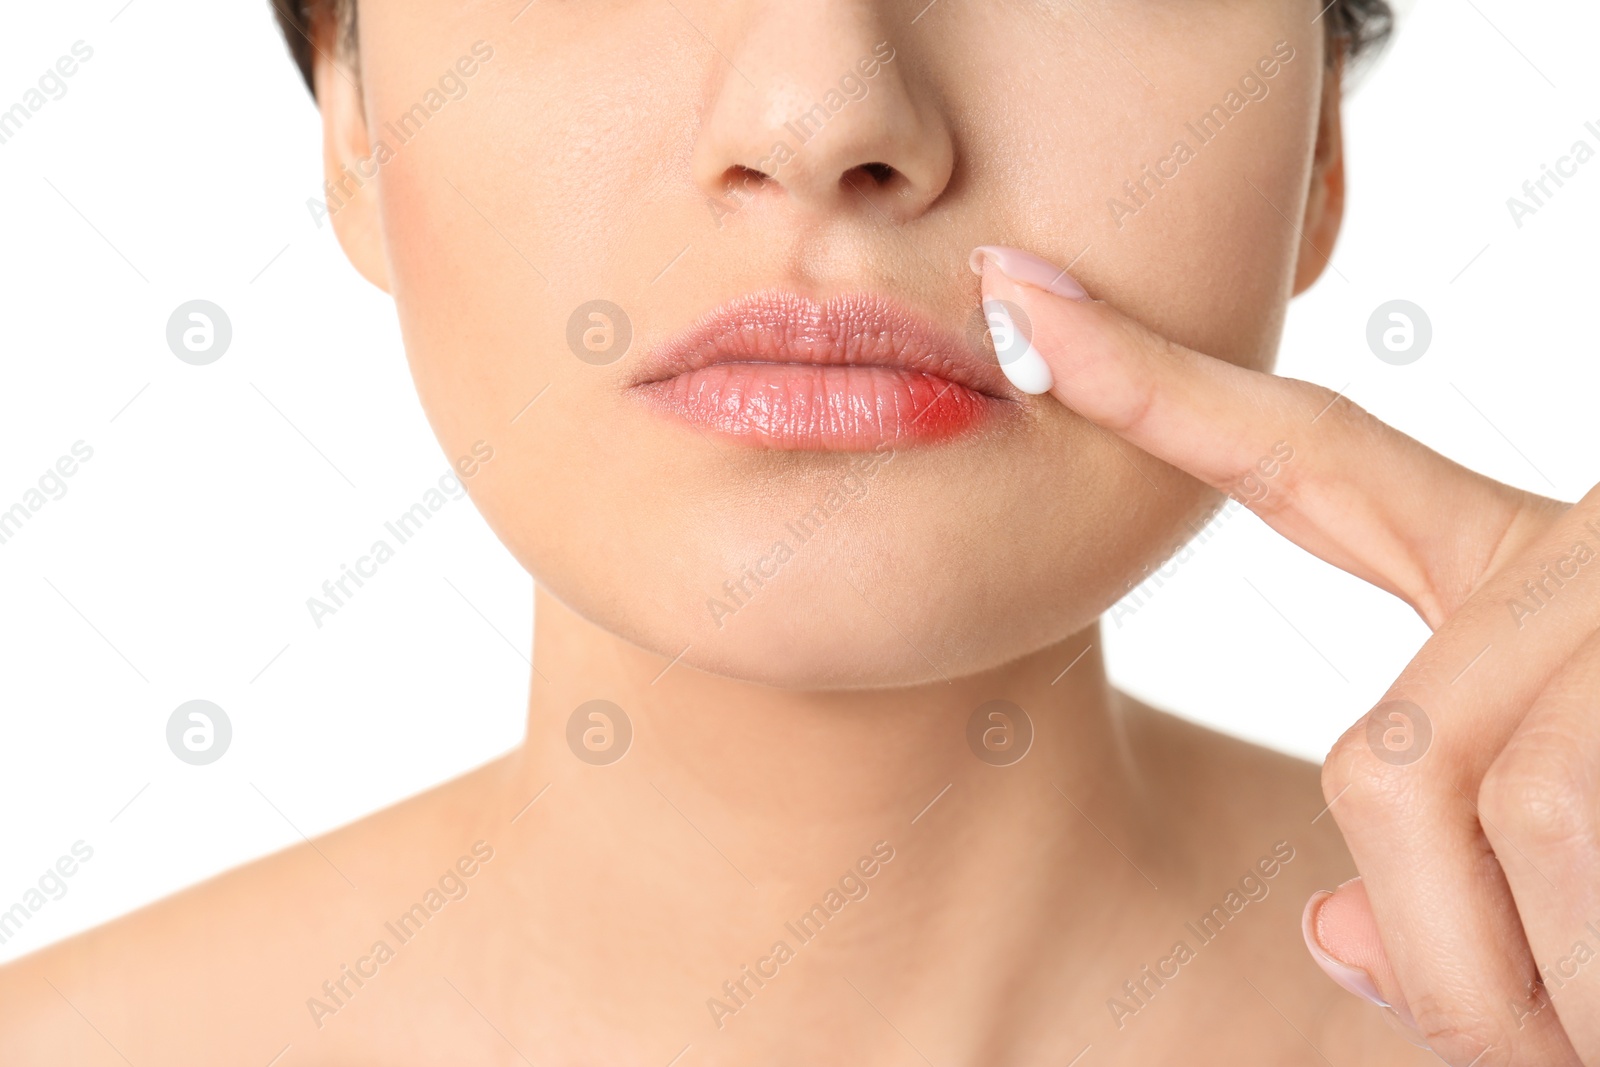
[693,33,955,225]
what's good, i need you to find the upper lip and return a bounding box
[628,289,1016,400]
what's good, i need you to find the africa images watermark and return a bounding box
[1505,517,1600,629]
[1506,117,1600,230]
[706,41,898,228]
[307,41,495,229]
[1511,916,1600,1031]
[1106,840,1297,1030]
[0,40,94,148]
[1110,499,1243,629]
[1107,41,1298,229]
[1110,441,1293,628]
[705,440,895,629]
[0,841,95,949]
[705,840,896,1031]
[305,840,495,1029]
[305,441,495,628]
[0,440,94,549]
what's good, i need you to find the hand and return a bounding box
[972,245,1600,1065]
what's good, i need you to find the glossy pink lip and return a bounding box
[628,291,1016,450]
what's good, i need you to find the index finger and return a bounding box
[971,245,1555,626]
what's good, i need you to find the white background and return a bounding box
[1,0,1596,962]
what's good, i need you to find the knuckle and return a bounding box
[1479,732,1599,853]
[1322,725,1420,818]
[1295,379,1345,418]
[1299,379,1374,433]
[1233,452,1301,519]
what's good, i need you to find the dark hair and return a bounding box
[273,0,1394,98]
[1328,0,1395,64]
[271,0,349,96]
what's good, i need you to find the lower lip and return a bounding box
[634,363,996,450]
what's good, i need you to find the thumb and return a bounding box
[1303,878,1427,1045]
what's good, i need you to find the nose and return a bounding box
[691,3,955,225]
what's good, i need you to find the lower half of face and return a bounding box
[349,0,1325,688]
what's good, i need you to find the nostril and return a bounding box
[855,162,897,186]
[723,164,772,197]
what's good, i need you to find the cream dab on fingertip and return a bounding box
[983,300,1053,395]
[1002,343,1054,395]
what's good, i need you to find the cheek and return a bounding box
[957,13,1322,370]
[364,22,709,498]
[372,36,692,321]
[363,0,714,342]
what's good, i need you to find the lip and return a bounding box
[628,290,1018,450]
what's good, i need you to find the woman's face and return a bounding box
[321,0,1339,688]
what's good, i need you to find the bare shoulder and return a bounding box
[0,755,514,1066]
[1117,691,1344,859]
[1112,694,1435,1065]
[1114,689,1355,950]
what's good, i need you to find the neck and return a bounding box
[494,587,1173,1056]
[505,587,1157,889]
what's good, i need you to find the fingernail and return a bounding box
[1303,889,1428,1047]
[982,299,1054,394]
[1302,891,1392,1009]
[968,246,1089,301]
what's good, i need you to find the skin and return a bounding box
[974,260,1600,1065]
[3,0,1595,1063]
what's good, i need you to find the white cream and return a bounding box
[983,300,1053,395]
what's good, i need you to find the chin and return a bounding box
[542,526,1109,691]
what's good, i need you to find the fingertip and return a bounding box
[979,297,1054,395]
[1302,880,1421,1038]
[1302,887,1390,1009]
[968,245,1090,302]
[1316,877,1382,967]
[970,253,1099,393]
[966,247,1210,449]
